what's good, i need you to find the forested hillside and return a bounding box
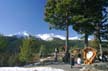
[3,34,108,66]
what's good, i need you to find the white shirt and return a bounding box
[77,58,81,64]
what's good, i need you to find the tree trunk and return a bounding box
[98,36,103,59]
[64,11,70,63]
[64,23,69,63]
[65,23,69,53]
[95,24,103,59]
[99,42,102,57]
[84,33,88,48]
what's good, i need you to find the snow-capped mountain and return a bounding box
[36,33,54,41]
[7,31,30,38]
[6,32,82,41]
[36,33,81,41]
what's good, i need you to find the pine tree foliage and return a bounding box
[19,39,32,63]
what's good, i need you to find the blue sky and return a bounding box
[0,0,80,37]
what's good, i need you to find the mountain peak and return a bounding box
[36,33,54,41]
[35,33,81,41]
[6,32,84,41]
[21,31,30,37]
[7,31,30,38]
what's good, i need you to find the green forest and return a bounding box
[0,34,85,66]
[0,34,107,66]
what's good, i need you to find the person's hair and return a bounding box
[78,54,81,58]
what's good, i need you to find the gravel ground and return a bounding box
[25,61,108,71]
[46,63,82,71]
[46,62,108,71]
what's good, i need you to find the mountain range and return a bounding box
[6,31,92,41]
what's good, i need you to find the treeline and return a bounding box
[0,35,85,66]
[0,35,40,66]
[1,34,107,66]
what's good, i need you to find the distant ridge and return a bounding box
[6,32,92,41]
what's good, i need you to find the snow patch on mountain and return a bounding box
[36,33,80,41]
[6,32,92,41]
[7,31,30,38]
[69,36,80,40]
[36,33,54,41]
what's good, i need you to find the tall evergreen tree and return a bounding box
[72,0,108,48]
[73,0,108,57]
[44,0,108,62]
[19,38,32,64]
[44,0,85,62]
